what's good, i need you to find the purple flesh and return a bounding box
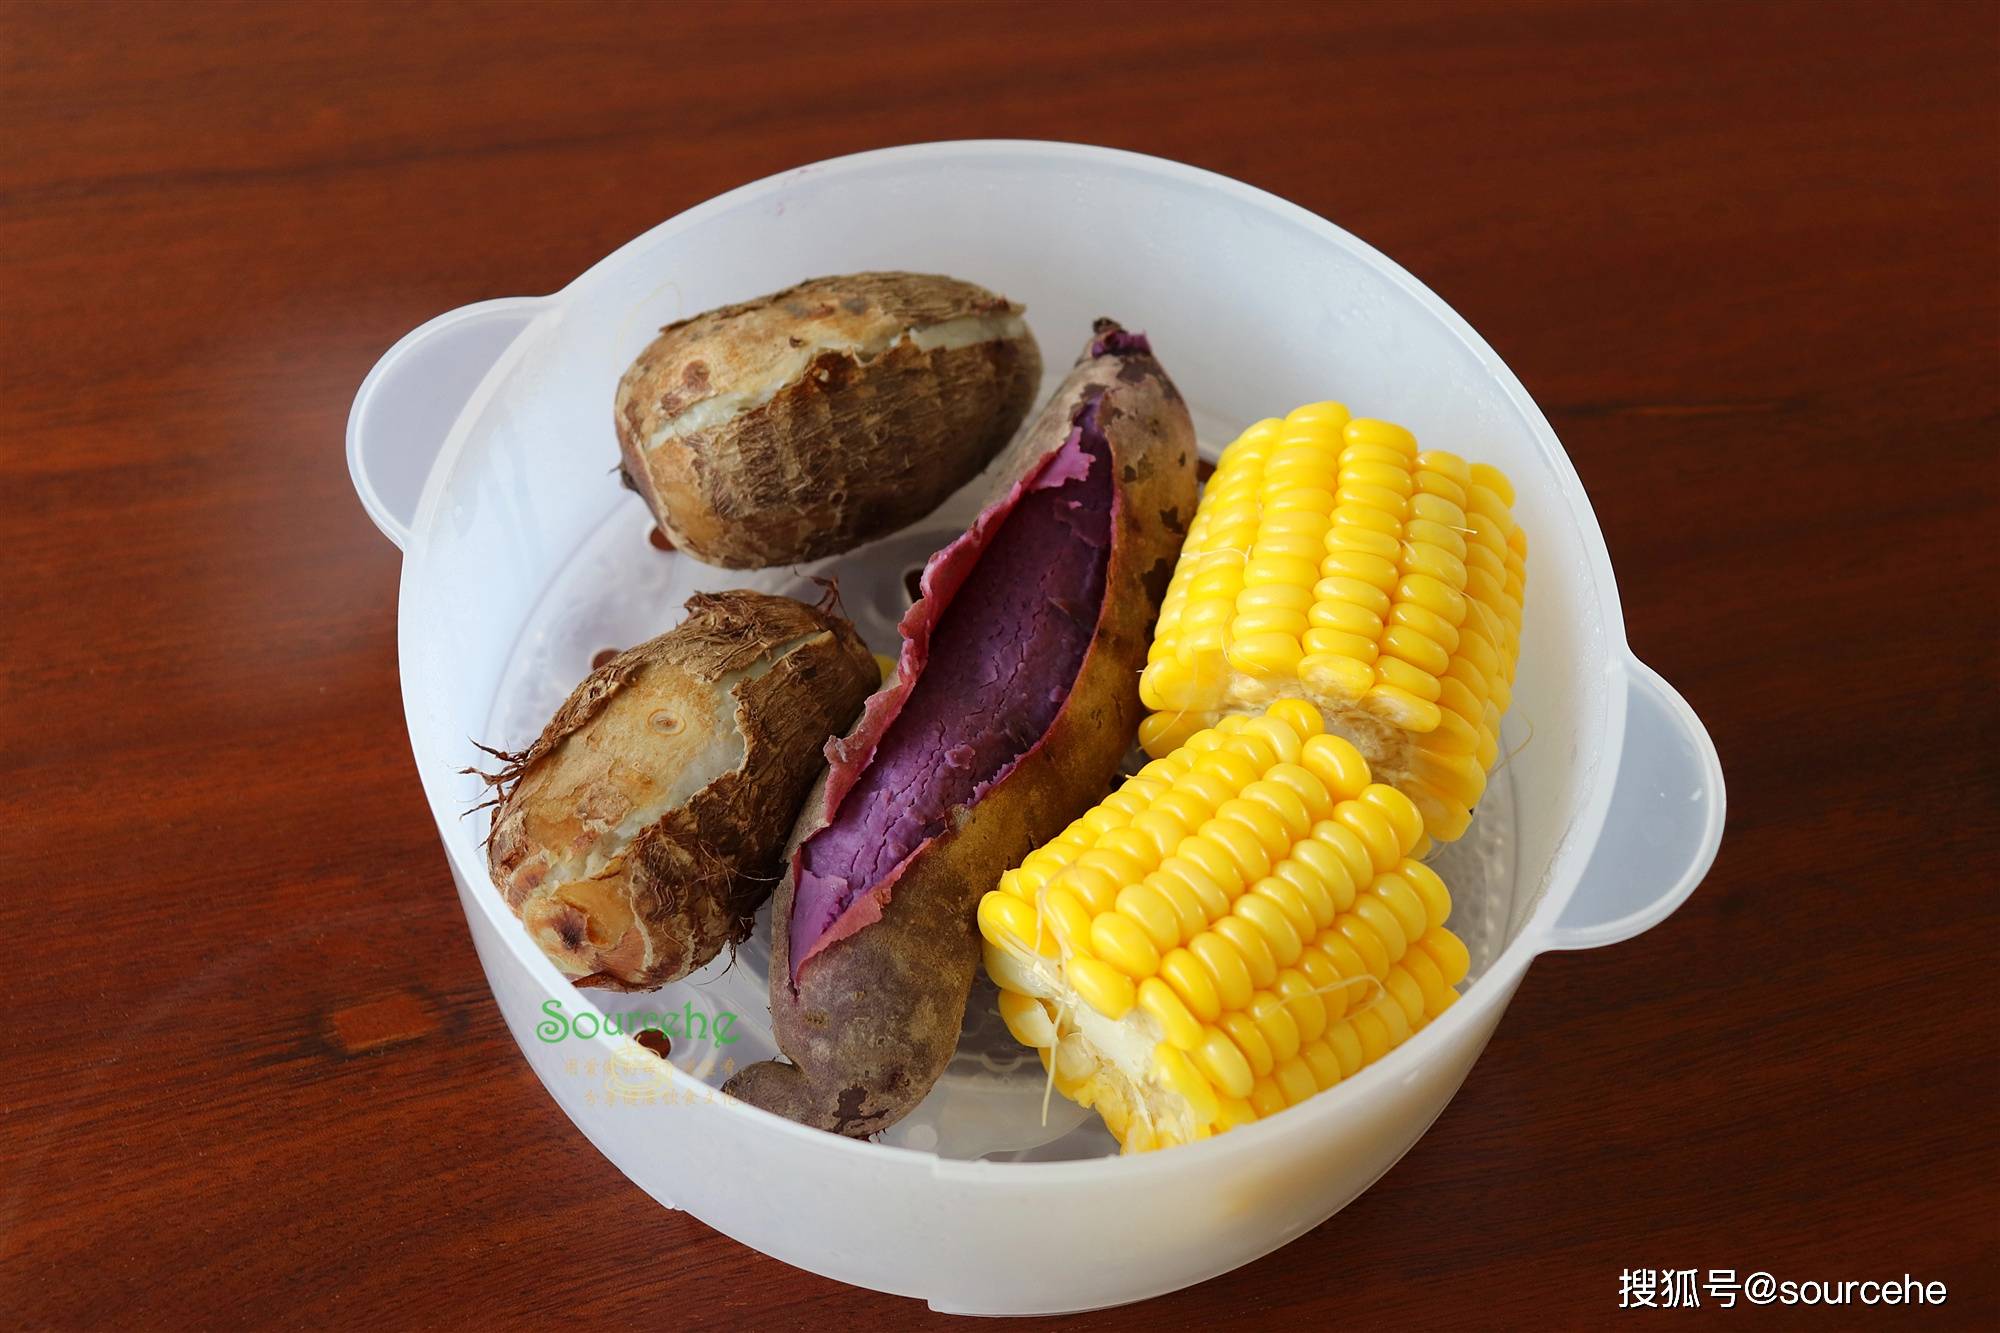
[1089,327,1152,358]
[789,406,1115,977]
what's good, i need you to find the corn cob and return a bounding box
[1138,402,1527,843]
[977,701,1470,1152]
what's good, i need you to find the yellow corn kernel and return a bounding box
[1215,1096,1257,1130]
[1116,882,1182,951]
[1401,859,1453,927]
[976,705,1471,1150]
[1250,876,1317,941]
[1350,893,1409,963]
[983,941,1040,995]
[1233,893,1304,968]
[1418,927,1472,986]
[1311,1020,1358,1080]
[1193,1028,1256,1101]
[1069,956,1137,1019]
[1275,1055,1319,1107]
[1188,928,1254,1013]
[1301,1038,1343,1090]
[1142,405,1524,844]
[1091,911,1162,979]
[1261,762,1335,823]
[1384,967,1426,1028]
[1076,845,1150,887]
[1298,651,1377,700]
[1327,526,1403,563]
[1349,1008,1393,1064]
[1301,628,1379,661]
[1159,946,1223,1021]
[1370,872,1432,943]
[1219,1011,1275,1078]
[978,891,1055,957]
[1143,872,1210,942]
[998,990,1056,1048]
[1359,783,1426,854]
[1138,976,1204,1051]
[1402,947,1452,1016]
[1249,991,1303,1064]
[1218,795,1292,863]
[1372,655,1443,704]
[1212,914,1279,990]
[1336,913,1392,979]
[1273,844,1345,923]
[1040,888,1096,958]
[1368,689,1445,737]
[1300,733,1372,799]
[1203,815,1274,883]
[1311,818,1375,891]
[1335,798,1405,872]
[1154,1045,1222,1127]
[1316,573,1393,615]
[1057,864,1122,915]
[1153,855,1231,923]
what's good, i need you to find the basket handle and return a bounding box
[346,297,547,550]
[1546,656,1725,950]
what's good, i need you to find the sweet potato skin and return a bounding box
[616,272,1041,569]
[726,324,1198,1135]
[484,591,878,991]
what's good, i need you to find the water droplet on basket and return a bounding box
[592,648,620,670]
[648,526,675,552]
[649,709,682,734]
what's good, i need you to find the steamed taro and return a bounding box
[483,591,877,990]
[615,272,1042,569]
[727,322,1199,1135]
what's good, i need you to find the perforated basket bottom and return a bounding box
[482,443,1519,1162]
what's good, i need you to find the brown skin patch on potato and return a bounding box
[615,272,1041,568]
[725,325,1200,1136]
[482,591,877,991]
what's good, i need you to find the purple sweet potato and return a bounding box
[725,321,1198,1135]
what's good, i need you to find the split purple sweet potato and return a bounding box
[725,321,1199,1136]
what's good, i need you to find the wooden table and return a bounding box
[5,0,1995,1325]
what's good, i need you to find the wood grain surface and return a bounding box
[3,0,1995,1326]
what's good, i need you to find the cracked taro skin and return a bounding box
[725,321,1199,1137]
[789,412,1111,979]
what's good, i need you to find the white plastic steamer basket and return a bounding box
[348,142,1724,1315]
